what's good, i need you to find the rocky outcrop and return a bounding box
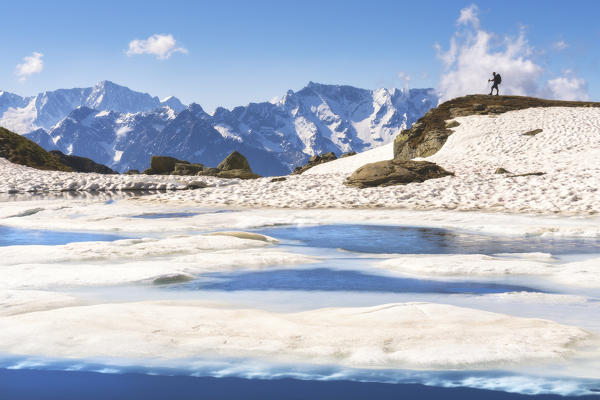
[49,150,117,174]
[394,95,600,161]
[0,126,72,171]
[145,156,189,175]
[217,151,251,171]
[216,169,261,179]
[345,160,453,188]
[291,152,337,175]
[141,151,261,179]
[173,163,205,176]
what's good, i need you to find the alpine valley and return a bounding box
[0,81,437,175]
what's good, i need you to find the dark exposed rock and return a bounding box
[185,180,208,189]
[152,274,194,285]
[345,160,454,188]
[270,177,287,182]
[445,120,460,128]
[49,150,117,174]
[124,169,140,175]
[172,162,205,175]
[216,169,261,180]
[394,95,600,161]
[508,172,546,177]
[341,151,357,158]
[150,156,189,174]
[292,152,337,175]
[495,168,511,174]
[142,151,261,178]
[217,151,251,171]
[197,167,220,176]
[0,126,72,171]
[523,129,543,136]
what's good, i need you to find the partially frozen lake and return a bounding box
[1,197,599,399]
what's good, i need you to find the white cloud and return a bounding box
[543,77,589,101]
[552,40,569,51]
[436,5,588,101]
[126,34,188,60]
[397,71,411,89]
[15,52,44,82]
[457,4,480,29]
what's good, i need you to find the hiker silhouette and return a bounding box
[488,72,501,95]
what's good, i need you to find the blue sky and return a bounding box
[2,0,599,111]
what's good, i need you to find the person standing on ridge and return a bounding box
[488,72,501,95]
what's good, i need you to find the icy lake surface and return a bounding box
[1,198,599,399]
[0,226,129,246]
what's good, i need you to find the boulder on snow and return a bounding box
[142,151,260,179]
[149,156,189,174]
[292,152,337,175]
[345,160,453,188]
[173,162,205,175]
[217,151,251,171]
[523,128,543,136]
[216,169,261,179]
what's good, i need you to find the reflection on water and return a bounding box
[178,268,537,294]
[2,368,594,400]
[0,226,129,246]
[1,359,599,399]
[257,224,600,255]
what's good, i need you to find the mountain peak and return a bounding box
[95,80,118,88]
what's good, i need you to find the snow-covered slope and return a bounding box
[20,83,437,174]
[303,142,394,175]
[0,81,185,133]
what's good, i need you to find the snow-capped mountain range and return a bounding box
[0,81,185,134]
[2,81,437,175]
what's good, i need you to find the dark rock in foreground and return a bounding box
[0,126,72,172]
[292,152,337,175]
[394,95,600,161]
[345,160,454,188]
[49,150,117,174]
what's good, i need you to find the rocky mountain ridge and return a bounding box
[19,82,438,175]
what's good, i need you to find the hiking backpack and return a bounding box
[495,74,502,84]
